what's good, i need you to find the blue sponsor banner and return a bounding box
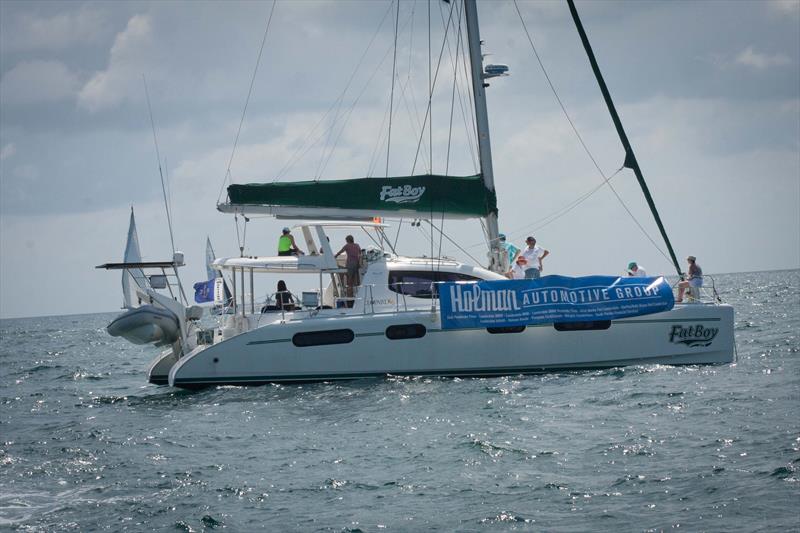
[193,279,215,303]
[439,275,674,329]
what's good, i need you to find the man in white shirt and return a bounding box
[520,236,549,279]
[627,261,647,277]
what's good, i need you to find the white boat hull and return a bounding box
[147,349,180,385]
[168,303,734,388]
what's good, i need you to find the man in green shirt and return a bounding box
[277,227,303,256]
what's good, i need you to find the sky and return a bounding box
[1,0,798,319]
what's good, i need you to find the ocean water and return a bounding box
[1,270,797,532]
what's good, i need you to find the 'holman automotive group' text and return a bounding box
[447,282,663,313]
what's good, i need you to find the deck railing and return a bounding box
[670,275,723,304]
[242,281,448,324]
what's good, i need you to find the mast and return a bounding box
[566,0,682,276]
[464,0,502,273]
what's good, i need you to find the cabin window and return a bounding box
[553,320,611,332]
[292,329,355,347]
[388,270,481,299]
[386,324,427,340]
[487,326,526,334]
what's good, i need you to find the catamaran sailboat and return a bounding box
[161,219,732,388]
[152,0,734,388]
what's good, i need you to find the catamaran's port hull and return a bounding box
[147,349,179,385]
[166,304,734,388]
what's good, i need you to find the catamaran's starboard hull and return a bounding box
[166,304,734,388]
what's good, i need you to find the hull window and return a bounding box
[388,271,481,299]
[554,321,611,332]
[292,329,355,347]
[487,326,526,334]
[386,324,427,340]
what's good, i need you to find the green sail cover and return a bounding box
[226,174,497,218]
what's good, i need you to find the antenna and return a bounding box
[142,75,176,255]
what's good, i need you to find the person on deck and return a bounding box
[277,227,303,256]
[335,235,362,297]
[275,280,295,311]
[520,236,549,279]
[498,233,520,269]
[261,279,295,313]
[676,255,703,303]
[506,256,528,280]
[627,261,647,277]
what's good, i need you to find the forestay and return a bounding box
[439,275,674,329]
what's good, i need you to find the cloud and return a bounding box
[0,60,80,104]
[735,46,792,69]
[2,6,107,51]
[0,143,16,160]
[78,14,155,112]
[13,164,39,182]
[768,0,800,14]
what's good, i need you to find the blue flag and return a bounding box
[193,279,216,303]
[439,275,674,329]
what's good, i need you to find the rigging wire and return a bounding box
[377,227,398,255]
[311,2,396,180]
[519,166,625,234]
[428,0,433,175]
[362,228,384,249]
[454,2,478,162]
[375,27,435,177]
[163,157,173,239]
[436,209,446,265]
[414,221,434,248]
[426,219,483,265]
[435,0,478,173]
[444,0,464,175]
[142,75,176,254]
[430,200,434,276]
[234,214,242,255]
[512,0,672,265]
[313,98,346,180]
[286,2,397,182]
[410,0,457,175]
[456,16,479,172]
[400,1,431,171]
[479,218,490,250]
[382,0,431,173]
[217,0,277,203]
[367,103,393,176]
[396,66,432,170]
[367,5,429,176]
[451,165,625,254]
[392,216,404,251]
[386,0,401,177]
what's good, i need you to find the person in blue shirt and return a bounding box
[498,233,519,269]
